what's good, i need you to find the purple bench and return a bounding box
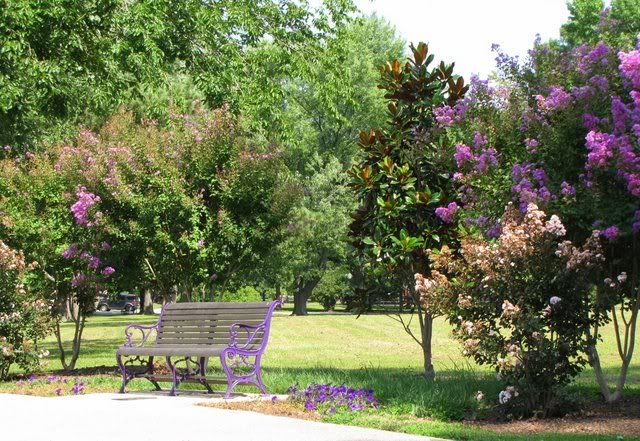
[116,301,279,397]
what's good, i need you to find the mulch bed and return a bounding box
[198,400,322,421]
[202,396,640,437]
[472,395,640,436]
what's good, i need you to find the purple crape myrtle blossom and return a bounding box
[536,86,573,112]
[71,273,86,288]
[601,225,620,241]
[511,163,553,212]
[611,96,631,134]
[100,242,111,251]
[434,101,467,127]
[585,131,615,169]
[572,85,596,101]
[583,113,602,131]
[525,138,539,154]
[70,187,101,226]
[578,41,610,74]
[101,266,115,276]
[61,243,79,259]
[619,49,640,89]
[453,132,498,174]
[589,75,610,92]
[435,202,459,224]
[454,144,473,168]
[288,384,378,414]
[560,181,577,197]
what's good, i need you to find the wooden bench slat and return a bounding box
[163,309,268,317]
[161,314,267,322]
[160,321,264,331]
[158,332,263,342]
[160,317,266,324]
[157,337,263,345]
[166,302,271,310]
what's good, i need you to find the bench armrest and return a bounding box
[228,323,266,351]
[123,323,159,348]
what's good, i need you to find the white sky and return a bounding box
[354,0,570,79]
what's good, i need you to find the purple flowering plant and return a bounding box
[445,31,640,406]
[288,384,379,414]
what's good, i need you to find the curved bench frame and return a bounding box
[116,300,280,397]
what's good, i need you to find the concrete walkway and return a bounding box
[0,393,445,441]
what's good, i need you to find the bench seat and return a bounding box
[116,344,227,357]
[115,300,279,397]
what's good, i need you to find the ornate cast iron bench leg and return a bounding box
[117,355,156,393]
[199,357,213,393]
[166,356,180,396]
[220,350,267,398]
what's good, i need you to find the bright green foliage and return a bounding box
[311,264,350,310]
[279,157,353,315]
[561,0,605,46]
[561,0,640,48]
[348,42,468,377]
[221,286,262,302]
[0,0,355,150]
[282,15,405,168]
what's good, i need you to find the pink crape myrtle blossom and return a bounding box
[70,187,101,226]
[619,49,640,89]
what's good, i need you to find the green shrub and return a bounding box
[312,267,349,311]
[221,286,262,302]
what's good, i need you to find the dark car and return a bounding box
[96,293,139,313]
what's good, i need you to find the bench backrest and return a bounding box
[155,301,277,350]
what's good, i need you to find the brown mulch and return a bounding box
[199,400,322,421]
[202,396,640,437]
[472,395,640,436]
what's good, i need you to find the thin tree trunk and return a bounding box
[588,344,616,402]
[54,321,68,370]
[588,234,639,402]
[420,311,435,379]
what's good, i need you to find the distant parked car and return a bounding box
[96,293,139,313]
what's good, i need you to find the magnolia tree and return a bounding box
[348,42,468,378]
[0,241,52,378]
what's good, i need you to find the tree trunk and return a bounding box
[292,276,321,316]
[142,288,154,314]
[168,285,177,304]
[293,291,308,315]
[421,312,435,379]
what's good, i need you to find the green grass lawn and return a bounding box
[2,302,638,441]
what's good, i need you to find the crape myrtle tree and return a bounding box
[496,4,640,402]
[424,0,639,403]
[348,42,468,378]
[0,151,116,370]
[0,105,296,368]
